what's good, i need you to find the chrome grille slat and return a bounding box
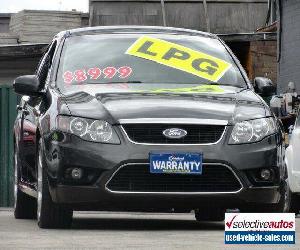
[106,163,243,194]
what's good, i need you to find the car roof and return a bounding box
[56,26,217,39]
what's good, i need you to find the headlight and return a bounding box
[229,118,277,144]
[57,116,120,144]
[70,117,88,136]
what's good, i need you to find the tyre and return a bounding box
[289,192,300,214]
[14,148,37,219]
[243,179,291,213]
[195,208,225,222]
[37,139,73,229]
[262,178,291,213]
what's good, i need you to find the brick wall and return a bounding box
[250,40,277,84]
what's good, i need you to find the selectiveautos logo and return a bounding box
[225,213,295,244]
[226,214,238,229]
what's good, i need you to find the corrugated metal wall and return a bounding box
[277,0,300,93]
[89,0,268,34]
[0,86,18,207]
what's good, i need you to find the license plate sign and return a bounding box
[149,152,202,174]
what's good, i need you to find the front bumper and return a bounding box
[43,127,284,210]
[50,184,280,211]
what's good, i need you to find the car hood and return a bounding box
[59,85,270,125]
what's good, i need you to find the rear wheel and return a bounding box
[195,208,225,222]
[14,149,37,219]
[37,140,73,229]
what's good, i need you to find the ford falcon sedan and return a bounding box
[13,26,289,228]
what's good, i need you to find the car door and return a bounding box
[286,115,300,192]
[18,97,39,184]
[18,40,58,186]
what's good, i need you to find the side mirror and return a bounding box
[13,75,41,96]
[254,77,276,97]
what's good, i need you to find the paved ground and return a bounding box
[0,208,299,250]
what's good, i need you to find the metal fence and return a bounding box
[0,85,18,207]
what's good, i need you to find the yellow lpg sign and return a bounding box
[126,36,232,82]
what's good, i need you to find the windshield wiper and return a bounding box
[199,82,245,88]
[206,82,221,85]
[199,82,221,85]
[82,81,243,87]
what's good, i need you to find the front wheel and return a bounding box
[195,208,225,221]
[242,179,291,213]
[261,179,291,213]
[289,192,300,214]
[37,139,73,229]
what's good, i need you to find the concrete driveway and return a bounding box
[0,208,299,250]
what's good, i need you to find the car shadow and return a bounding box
[71,214,224,231]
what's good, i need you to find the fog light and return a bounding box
[71,168,83,180]
[260,169,271,181]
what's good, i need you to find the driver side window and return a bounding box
[36,40,57,89]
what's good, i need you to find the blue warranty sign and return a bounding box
[149,152,202,174]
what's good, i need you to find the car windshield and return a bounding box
[57,33,247,93]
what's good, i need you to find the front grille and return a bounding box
[122,124,225,144]
[106,164,242,193]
